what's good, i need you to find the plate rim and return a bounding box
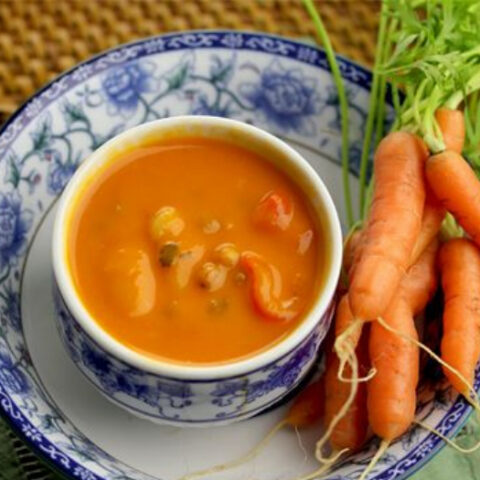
[0,29,471,480]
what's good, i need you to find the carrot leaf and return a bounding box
[380,0,480,156]
[358,0,390,216]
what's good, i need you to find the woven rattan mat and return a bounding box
[0,0,380,123]
[0,1,378,479]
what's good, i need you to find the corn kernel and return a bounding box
[150,206,185,241]
[213,243,240,268]
[197,262,227,291]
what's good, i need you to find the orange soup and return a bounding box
[68,137,324,364]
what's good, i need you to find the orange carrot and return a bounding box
[409,190,445,265]
[439,238,480,395]
[426,150,480,246]
[349,132,427,321]
[400,240,439,315]
[325,328,369,451]
[338,229,363,295]
[348,193,443,288]
[348,193,443,285]
[313,294,369,461]
[334,294,363,353]
[368,239,438,440]
[286,378,324,428]
[369,301,419,440]
[240,252,298,321]
[435,108,465,154]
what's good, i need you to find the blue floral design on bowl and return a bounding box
[53,282,332,425]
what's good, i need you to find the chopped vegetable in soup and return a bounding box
[68,137,324,364]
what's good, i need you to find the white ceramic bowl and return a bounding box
[52,115,342,425]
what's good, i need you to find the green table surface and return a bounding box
[1,413,479,480]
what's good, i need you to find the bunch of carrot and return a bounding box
[298,0,480,476]
[322,107,480,473]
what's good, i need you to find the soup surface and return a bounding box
[68,137,324,364]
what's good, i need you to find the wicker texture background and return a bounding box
[0,1,379,479]
[0,0,380,124]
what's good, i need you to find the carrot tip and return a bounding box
[177,419,287,480]
[359,439,390,480]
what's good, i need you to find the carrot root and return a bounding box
[334,318,363,367]
[415,420,480,454]
[375,316,480,411]
[338,365,377,384]
[294,425,308,461]
[292,454,340,480]
[359,439,390,480]
[178,419,288,480]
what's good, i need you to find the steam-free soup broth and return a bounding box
[68,137,324,364]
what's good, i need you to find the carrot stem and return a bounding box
[417,84,446,153]
[362,177,375,220]
[374,14,398,152]
[303,0,354,227]
[439,213,464,241]
[358,0,389,215]
[413,80,427,126]
[391,84,402,126]
[464,91,480,147]
[374,77,387,149]
[392,98,430,130]
[445,70,480,110]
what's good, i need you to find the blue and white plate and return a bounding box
[0,31,475,480]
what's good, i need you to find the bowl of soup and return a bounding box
[52,116,342,425]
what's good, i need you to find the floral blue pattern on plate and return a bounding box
[0,30,477,480]
[239,59,322,135]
